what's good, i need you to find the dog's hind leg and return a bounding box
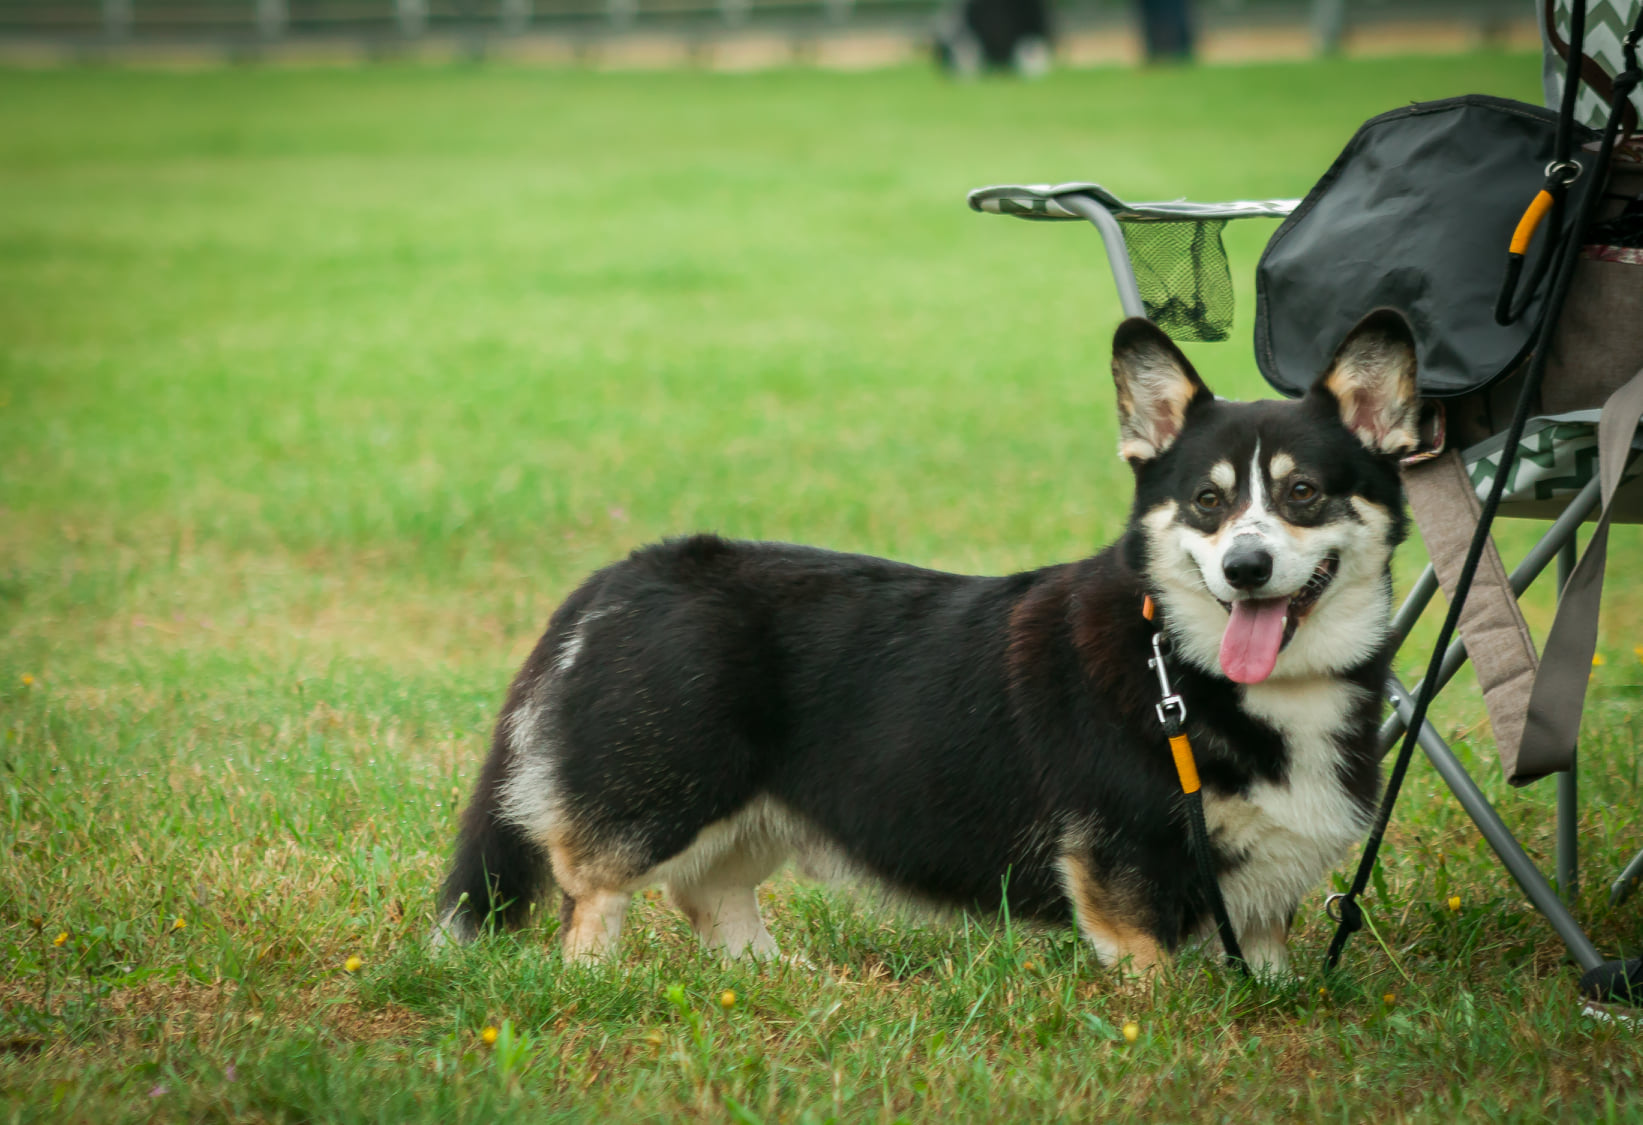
[672,884,778,960]
[1057,853,1162,976]
[559,886,632,962]
[547,825,644,962]
[665,837,786,961]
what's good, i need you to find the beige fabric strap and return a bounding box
[1402,450,1540,776]
[1516,365,1643,785]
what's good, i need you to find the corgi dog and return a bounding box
[435,309,1419,975]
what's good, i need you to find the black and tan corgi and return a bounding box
[435,309,1421,975]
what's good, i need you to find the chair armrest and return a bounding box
[966,182,1299,223]
[965,183,1298,338]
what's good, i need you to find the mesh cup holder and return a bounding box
[1119,217,1234,342]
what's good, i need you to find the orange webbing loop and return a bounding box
[1142,595,1156,621]
[1168,733,1201,794]
[1509,189,1555,256]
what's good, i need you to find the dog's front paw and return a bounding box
[1236,918,1294,981]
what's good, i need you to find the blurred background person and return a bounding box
[935,0,1052,78]
[1137,0,1194,62]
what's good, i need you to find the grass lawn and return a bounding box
[5,52,1643,1122]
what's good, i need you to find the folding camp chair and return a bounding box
[967,178,1643,990]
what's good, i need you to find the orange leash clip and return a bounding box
[1496,160,1580,326]
[1509,189,1556,257]
[1143,596,1197,794]
[1168,734,1202,795]
[1141,595,1247,971]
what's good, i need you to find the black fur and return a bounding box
[438,314,1414,961]
[441,530,1390,953]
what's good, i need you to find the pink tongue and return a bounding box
[1219,598,1289,684]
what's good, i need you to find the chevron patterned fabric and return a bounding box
[1546,0,1643,128]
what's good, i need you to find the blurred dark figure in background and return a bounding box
[1137,0,1193,62]
[935,0,1051,78]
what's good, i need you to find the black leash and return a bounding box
[1496,0,1592,326]
[1143,596,1248,975]
[1325,0,1643,972]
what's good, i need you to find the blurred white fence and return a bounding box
[0,0,1533,56]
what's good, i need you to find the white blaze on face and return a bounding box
[1241,444,1269,519]
[1203,443,1293,683]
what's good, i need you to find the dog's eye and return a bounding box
[1195,489,1222,511]
[1289,481,1319,503]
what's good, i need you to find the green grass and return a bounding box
[6,53,1643,1123]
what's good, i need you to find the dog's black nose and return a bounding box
[1222,542,1273,590]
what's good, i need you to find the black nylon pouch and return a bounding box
[1254,95,1599,400]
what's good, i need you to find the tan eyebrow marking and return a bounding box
[1268,452,1296,480]
[1208,460,1236,492]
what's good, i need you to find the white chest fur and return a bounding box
[1202,677,1372,931]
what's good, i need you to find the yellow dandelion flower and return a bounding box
[1633,645,1643,663]
[1593,653,1607,667]
[1022,961,1036,972]
[1121,1021,1139,1043]
[21,674,34,686]
[1447,895,1462,912]
[53,931,68,947]
[719,990,737,1010]
[1317,986,1329,998]
[1382,992,1395,1005]
[480,1025,499,1045]
[343,955,363,973]
[170,917,186,931]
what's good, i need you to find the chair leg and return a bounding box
[1611,847,1643,906]
[1386,675,1603,973]
[1557,766,1579,902]
[1387,563,1439,651]
[1555,534,1579,903]
[1373,481,1607,969]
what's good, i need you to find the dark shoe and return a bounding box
[1580,958,1643,1005]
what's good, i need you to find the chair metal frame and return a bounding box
[970,182,1632,977]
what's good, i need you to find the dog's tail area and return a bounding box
[433,574,617,949]
[432,727,554,947]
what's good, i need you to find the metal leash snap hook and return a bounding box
[1155,694,1187,728]
[1147,631,1188,727]
[1325,892,1347,923]
[1545,158,1582,186]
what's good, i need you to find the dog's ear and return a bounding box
[1111,318,1211,464]
[1317,308,1421,456]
